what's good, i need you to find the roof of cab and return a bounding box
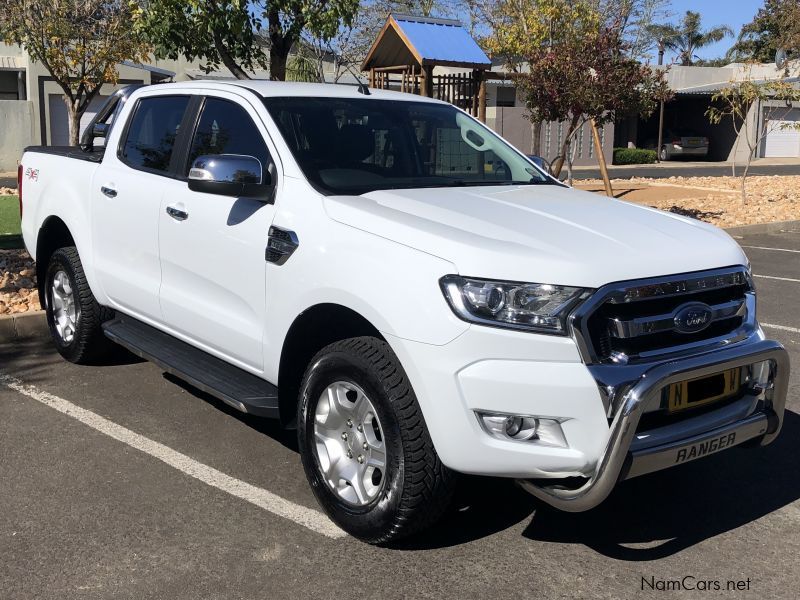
[149,79,447,103]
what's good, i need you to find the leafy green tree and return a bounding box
[0,0,149,146]
[730,0,800,64]
[137,0,359,81]
[135,1,260,80]
[647,10,733,66]
[263,0,358,81]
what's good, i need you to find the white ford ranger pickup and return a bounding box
[18,81,790,543]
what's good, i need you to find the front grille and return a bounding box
[575,267,754,364]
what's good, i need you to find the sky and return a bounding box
[661,0,763,62]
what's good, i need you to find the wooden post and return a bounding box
[422,65,433,98]
[369,68,375,88]
[591,119,614,197]
[471,71,479,116]
[477,70,487,123]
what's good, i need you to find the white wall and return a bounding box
[0,100,34,171]
[486,106,614,167]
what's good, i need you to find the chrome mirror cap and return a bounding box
[187,154,273,200]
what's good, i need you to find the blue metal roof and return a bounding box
[393,15,490,67]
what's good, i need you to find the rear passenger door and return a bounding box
[158,93,277,372]
[92,94,192,322]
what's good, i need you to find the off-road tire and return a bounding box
[297,336,456,544]
[44,246,114,364]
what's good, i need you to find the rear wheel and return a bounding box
[297,336,455,544]
[44,246,113,363]
[659,145,669,161]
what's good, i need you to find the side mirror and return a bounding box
[92,122,110,139]
[188,154,273,200]
[527,155,551,174]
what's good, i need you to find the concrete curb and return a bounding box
[724,220,800,236]
[0,311,48,343]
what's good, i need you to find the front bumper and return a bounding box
[517,337,789,512]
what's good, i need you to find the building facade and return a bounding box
[0,43,171,171]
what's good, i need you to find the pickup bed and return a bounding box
[19,81,790,543]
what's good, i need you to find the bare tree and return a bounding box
[707,67,800,203]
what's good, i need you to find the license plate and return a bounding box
[666,368,741,413]
[687,138,703,146]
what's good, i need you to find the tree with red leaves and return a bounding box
[486,0,670,180]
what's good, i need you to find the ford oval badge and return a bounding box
[673,302,714,333]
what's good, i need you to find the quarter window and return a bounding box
[120,96,190,173]
[186,98,271,174]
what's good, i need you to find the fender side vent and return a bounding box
[266,226,299,265]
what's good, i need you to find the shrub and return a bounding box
[613,147,657,165]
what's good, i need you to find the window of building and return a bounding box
[495,86,516,108]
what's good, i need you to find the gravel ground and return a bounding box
[0,250,39,315]
[578,175,800,228]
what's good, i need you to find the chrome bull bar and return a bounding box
[517,338,789,512]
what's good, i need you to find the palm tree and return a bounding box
[648,11,734,66]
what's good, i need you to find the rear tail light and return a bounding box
[672,139,681,145]
[17,163,22,218]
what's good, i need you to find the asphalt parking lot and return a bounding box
[2,228,799,600]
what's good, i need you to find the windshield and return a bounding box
[262,97,552,195]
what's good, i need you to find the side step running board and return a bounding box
[103,316,279,418]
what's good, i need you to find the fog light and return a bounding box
[478,412,568,447]
[505,416,524,437]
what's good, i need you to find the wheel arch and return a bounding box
[35,216,76,307]
[278,303,385,427]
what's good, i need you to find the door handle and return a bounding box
[166,205,189,221]
[100,186,117,198]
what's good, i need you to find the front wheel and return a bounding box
[297,337,455,544]
[659,146,669,161]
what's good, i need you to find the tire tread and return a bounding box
[310,336,455,543]
[47,246,113,363]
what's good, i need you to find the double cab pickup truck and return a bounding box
[19,81,789,543]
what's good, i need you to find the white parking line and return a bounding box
[754,274,800,283]
[0,373,344,539]
[742,245,800,254]
[762,323,800,334]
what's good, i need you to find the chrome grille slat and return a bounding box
[570,266,755,365]
[608,298,746,339]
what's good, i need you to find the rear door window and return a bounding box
[120,96,190,173]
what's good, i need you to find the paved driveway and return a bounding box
[2,229,799,599]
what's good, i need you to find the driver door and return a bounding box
[158,94,277,372]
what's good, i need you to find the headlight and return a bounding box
[440,275,589,334]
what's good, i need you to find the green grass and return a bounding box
[0,195,23,249]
